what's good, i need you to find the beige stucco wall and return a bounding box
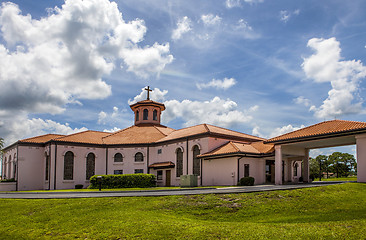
[202,157,238,186]
[52,145,106,190]
[108,147,147,175]
[238,157,266,185]
[356,134,366,183]
[17,145,45,191]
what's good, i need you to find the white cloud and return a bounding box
[172,16,192,40]
[0,0,172,113]
[98,111,107,124]
[130,88,253,129]
[225,0,264,8]
[269,124,305,138]
[294,96,311,107]
[128,87,168,104]
[201,14,222,26]
[0,0,173,144]
[233,19,259,39]
[279,9,300,23]
[96,106,132,128]
[103,127,121,133]
[302,37,366,119]
[1,113,87,145]
[196,78,236,90]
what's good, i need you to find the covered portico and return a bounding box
[265,120,366,185]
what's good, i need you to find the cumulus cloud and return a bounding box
[196,78,237,90]
[0,0,173,144]
[172,16,192,40]
[279,9,300,23]
[233,19,259,39]
[1,112,87,145]
[269,124,305,138]
[201,14,222,26]
[97,106,132,129]
[225,0,264,8]
[294,96,311,107]
[302,37,366,119]
[128,87,168,104]
[129,88,254,129]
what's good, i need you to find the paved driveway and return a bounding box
[0,182,345,199]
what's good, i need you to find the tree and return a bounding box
[0,137,3,151]
[328,152,356,178]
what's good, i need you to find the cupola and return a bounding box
[130,86,166,125]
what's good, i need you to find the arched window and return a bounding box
[143,109,148,120]
[114,153,123,162]
[13,154,16,179]
[64,151,74,180]
[135,152,144,162]
[136,110,139,121]
[193,145,200,176]
[153,110,157,121]
[176,148,183,177]
[3,157,6,178]
[86,153,95,180]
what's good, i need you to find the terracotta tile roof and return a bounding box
[102,124,175,144]
[19,134,65,144]
[265,120,366,144]
[149,161,175,169]
[130,100,165,111]
[54,130,111,144]
[157,124,264,143]
[199,141,274,158]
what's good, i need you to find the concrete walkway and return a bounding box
[0,182,347,199]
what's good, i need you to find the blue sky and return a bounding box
[1,0,366,156]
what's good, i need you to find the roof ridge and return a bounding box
[204,123,266,140]
[52,130,91,140]
[203,124,210,133]
[153,125,169,136]
[19,133,65,142]
[102,125,135,139]
[230,141,241,152]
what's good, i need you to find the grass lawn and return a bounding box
[315,176,357,181]
[0,183,365,239]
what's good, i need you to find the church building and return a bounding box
[2,87,366,191]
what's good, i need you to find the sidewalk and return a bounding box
[0,182,345,199]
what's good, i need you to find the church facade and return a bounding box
[3,88,366,191]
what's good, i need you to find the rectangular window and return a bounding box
[157,149,162,154]
[114,170,123,175]
[157,170,163,180]
[134,169,143,174]
[244,164,250,178]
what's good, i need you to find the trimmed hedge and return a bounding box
[238,177,255,186]
[0,178,16,182]
[88,174,156,189]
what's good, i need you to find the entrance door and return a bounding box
[266,160,275,183]
[165,170,171,187]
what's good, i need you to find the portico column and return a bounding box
[284,159,289,182]
[275,145,283,185]
[303,149,310,183]
[356,134,366,183]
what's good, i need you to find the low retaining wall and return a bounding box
[0,182,16,191]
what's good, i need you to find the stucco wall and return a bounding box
[202,157,238,186]
[238,157,266,185]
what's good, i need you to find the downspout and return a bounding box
[105,147,108,175]
[186,138,189,175]
[147,145,150,174]
[54,143,57,190]
[200,158,203,186]
[16,144,19,191]
[48,144,51,190]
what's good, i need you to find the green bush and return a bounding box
[0,178,16,182]
[88,174,156,189]
[238,177,255,186]
[75,184,83,189]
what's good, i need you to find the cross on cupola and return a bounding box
[145,86,152,100]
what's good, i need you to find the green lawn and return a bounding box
[315,176,357,181]
[0,183,365,239]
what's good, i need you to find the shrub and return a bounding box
[299,176,303,182]
[0,178,16,182]
[75,184,83,189]
[88,174,156,189]
[238,177,255,186]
